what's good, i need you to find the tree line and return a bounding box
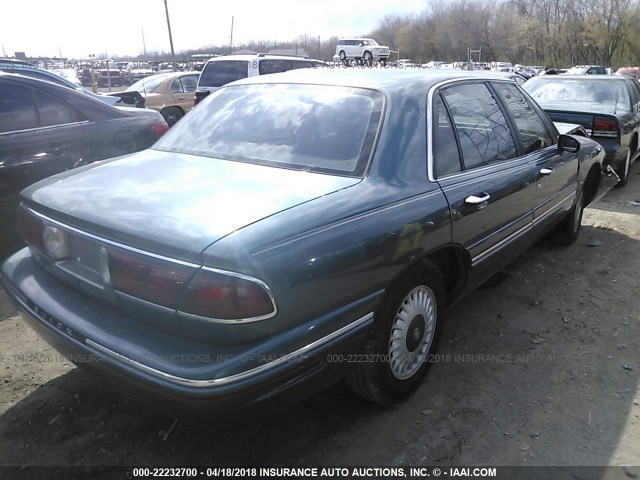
[121,0,640,68]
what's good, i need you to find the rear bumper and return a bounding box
[1,249,373,417]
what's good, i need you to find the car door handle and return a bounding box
[539,168,554,176]
[464,193,491,205]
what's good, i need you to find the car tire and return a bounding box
[344,262,446,405]
[614,147,632,188]
[339,50,347,61]
[549,187,583,246]
[363,51,373,65]
[161,107,184,127]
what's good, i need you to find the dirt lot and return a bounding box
[0,166,639,471]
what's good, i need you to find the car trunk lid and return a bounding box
[20,149,361,264]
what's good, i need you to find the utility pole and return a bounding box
[164,0,176,62]
[142,28,148,62]
[229,16,234,54]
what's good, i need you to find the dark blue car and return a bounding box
[0,69,617,416]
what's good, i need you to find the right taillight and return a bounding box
[592,116,618,138]
[180,269,276,321]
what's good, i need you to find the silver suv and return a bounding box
[335,38,390,63]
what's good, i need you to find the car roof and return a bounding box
[229,68,518,94]
[206,54,317,62]
[537,74,625,80]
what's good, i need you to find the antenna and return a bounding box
[230,16,234,54]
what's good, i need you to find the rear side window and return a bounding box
[34,90,77,127]
[432,94,461,177]
[199,60,248,87]
[0,82,38,132]
[442,83,517,169]
[179,75,198,93]
[492,82,553,154]
[259,59,292,75]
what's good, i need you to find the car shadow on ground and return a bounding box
[1,177,639,471]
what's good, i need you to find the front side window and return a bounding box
[154,84,384,177]
[492,82,553,154]
[442,83,517,169]
[0,82,38,133]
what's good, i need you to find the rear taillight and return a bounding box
[592,116,618,138]
[18,206,45,251]
[193,89,210,106]
[180,269,276,321]
[107,249,194,308]
[151,122,169,137]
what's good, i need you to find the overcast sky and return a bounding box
[2,0,427,59]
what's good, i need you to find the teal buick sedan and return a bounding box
[0,69,618,416]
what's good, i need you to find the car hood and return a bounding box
[21,149,361,263]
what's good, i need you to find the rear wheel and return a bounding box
[160,106,184,127]
[614,147,632,188]
[344,263,446,405]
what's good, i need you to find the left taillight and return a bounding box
[151,122,170,138]
[180,269,276,321]
[18,206,45,251]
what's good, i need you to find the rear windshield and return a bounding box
[154,84,383,177]
[127,75,166,94]
[524,78,631,110]
[199,60,249,88]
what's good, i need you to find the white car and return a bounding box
[194,54,324,105]
[335,38,390,63]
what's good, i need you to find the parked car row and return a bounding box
[0,72,169,257]
[0,68,622,419]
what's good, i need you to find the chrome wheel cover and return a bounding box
[389,285,437,380]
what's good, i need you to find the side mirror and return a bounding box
[558,134,580,153]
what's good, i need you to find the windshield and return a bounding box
[524,78,631,110]
[127,75,167,94]
[199,60,249,88]
[368,39,379,46]
[154,84,384,177]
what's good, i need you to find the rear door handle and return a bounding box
[539,168,554,176]
[465,193,491,205]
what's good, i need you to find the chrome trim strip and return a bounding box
[28,208,201,268]
[85,312,374,388]
[471,221,532,267]
[26,207,278,323]
[533,191,575,226]
[470,190,576,267]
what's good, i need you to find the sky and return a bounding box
[2,0,427,59]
